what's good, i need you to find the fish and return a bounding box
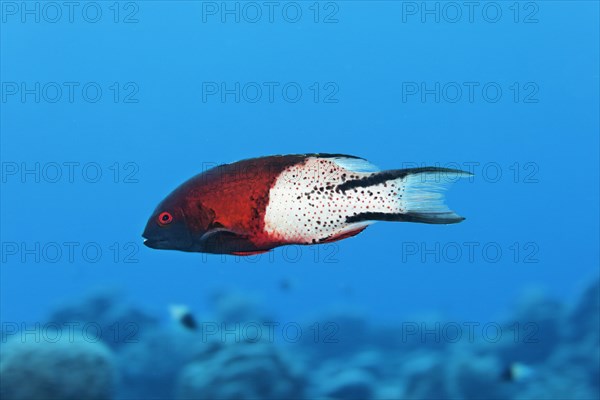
[142,154,470,255]
[500,362,536,383]
[169,304,198,331]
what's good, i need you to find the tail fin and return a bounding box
[344,167,471,225]
[397,167,471,224]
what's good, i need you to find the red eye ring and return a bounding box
[158,212,173,225]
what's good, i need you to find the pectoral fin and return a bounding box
[199,228,263,255]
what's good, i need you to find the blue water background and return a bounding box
[1,2,598,328]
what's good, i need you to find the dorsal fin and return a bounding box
[319,155,379,173]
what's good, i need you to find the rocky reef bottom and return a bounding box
[1,278,598,400]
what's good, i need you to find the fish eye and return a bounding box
[158,211,173,225]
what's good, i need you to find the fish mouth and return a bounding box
[141,224,194,251]
[142,237,171,249]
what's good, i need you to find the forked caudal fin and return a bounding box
[343,167,472,225]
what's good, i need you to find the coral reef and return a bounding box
[2,277,598,400]
[47,288,158,350]
[117,329,205,400]
[176,341,306,400]
[0,333,115,400]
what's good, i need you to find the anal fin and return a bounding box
[319,224,369,244]
[231,250,270,256]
